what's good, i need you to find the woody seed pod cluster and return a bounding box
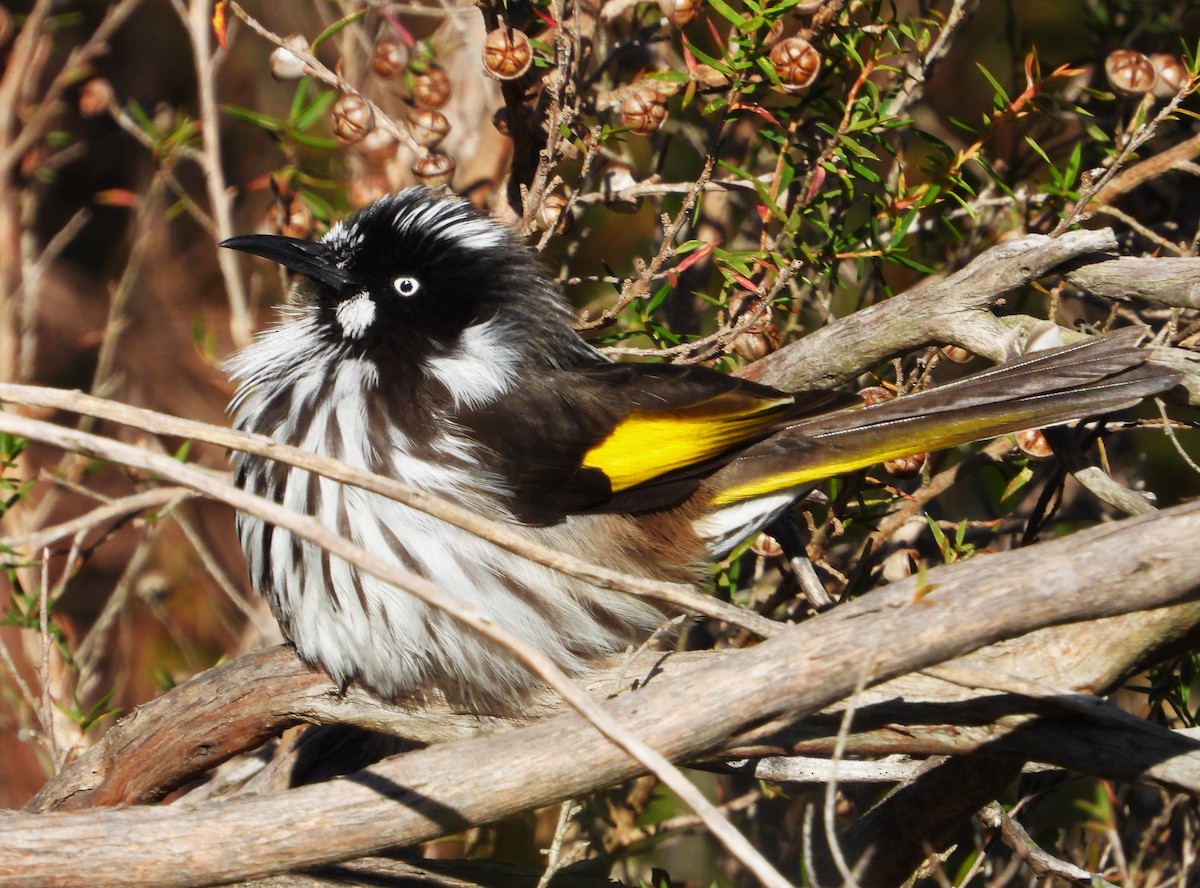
[536,193,571,234]
[621,84,669,135]
[482,28,533,81]
[353,127,398,164]
[78,78,115,117]
[371,38,409,80]
[883,452,927,479]
[600,162,641,213]
[657,0,700,28]
[407,107,451,148]
[491,107,511,137]
[724,291,779,361]
[412,150,456,187]
[1149,52,1190,98]
[332,92,373,144]
[1014,428,1054,460]
[857,385,892,407]
[412,64,452,109]
[348,173,392,209]
[269,35,309,81]
[769,36,821,93]
[266,194,315,240]
[1105,49,1157,97]
[940,345,973,364]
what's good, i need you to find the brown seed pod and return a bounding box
[857,385,893,407]
[690,63,730,89]
[621,84,669,135]
[940,344,973,364]
[1105,49,1157,97]
[732,327,779,361]
[371,38,410,80]
[270,35,310,81]
[412,150,456,187]
[348,172,392,209]
[749,532,784,559]
[657,0,700,28]
[1149,52,1191,98]
[599,162,641,213]
[762,19,784,47]
[353,126,398,164]
[535,193,571,234]
[78,78,115,118]
[793,0,826,12]
[407,107,451,148]
[1014,428,1054,460]
[266,194,315,239]
[412,64,452,109]
[884,452,927,479]
[482,27,533,81]
[331,92,373,145]
[491,107,511,137]
[769,36,821,93]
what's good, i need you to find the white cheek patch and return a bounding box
[426,319,519,409]
[336,292,376,339]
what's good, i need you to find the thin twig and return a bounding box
[228,2,420,154]
[1,487,194,553]
[1054,76,1200,235]
[17,208,91,382]
[0,0,146,178]
[822,664,869,888]
[978,801,1119,886]
[38,551,60,769]
[181,0,253,348]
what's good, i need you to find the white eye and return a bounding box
[393,276,421,297]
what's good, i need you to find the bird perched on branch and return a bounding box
[223,188,1176,712]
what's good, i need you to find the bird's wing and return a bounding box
[455,362,857,522]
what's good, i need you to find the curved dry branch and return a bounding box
[7,497,1200,886]
[738,227,1122,389]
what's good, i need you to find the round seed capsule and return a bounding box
[769,36,821,93]
[482,27,533,81]
[412,150,456,187]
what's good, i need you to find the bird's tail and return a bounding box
[694,329,1178,554]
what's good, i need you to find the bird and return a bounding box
[222,187,1177,713]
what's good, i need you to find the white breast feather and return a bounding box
[230,323,665,706]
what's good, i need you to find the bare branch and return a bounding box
[8,495,1200,885]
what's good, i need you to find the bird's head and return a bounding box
[222,189,578,360]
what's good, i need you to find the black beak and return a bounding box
[220,234,358,292]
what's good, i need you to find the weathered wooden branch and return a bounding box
[7,498,1200,886]
[738,228,1120,389]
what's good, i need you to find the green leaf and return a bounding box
[311,8,367,49]
[975,63,1011,108]
[1000,465,1034,505]
[222,104,285,132]
[707,0,748,29]
[292,86,337,131]
[682,42,735,77]
[291,132,339,150]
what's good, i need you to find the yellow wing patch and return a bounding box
[709,412,1021,505]
[583,395,794,492]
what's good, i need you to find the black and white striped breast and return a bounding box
[227,315,668,708]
